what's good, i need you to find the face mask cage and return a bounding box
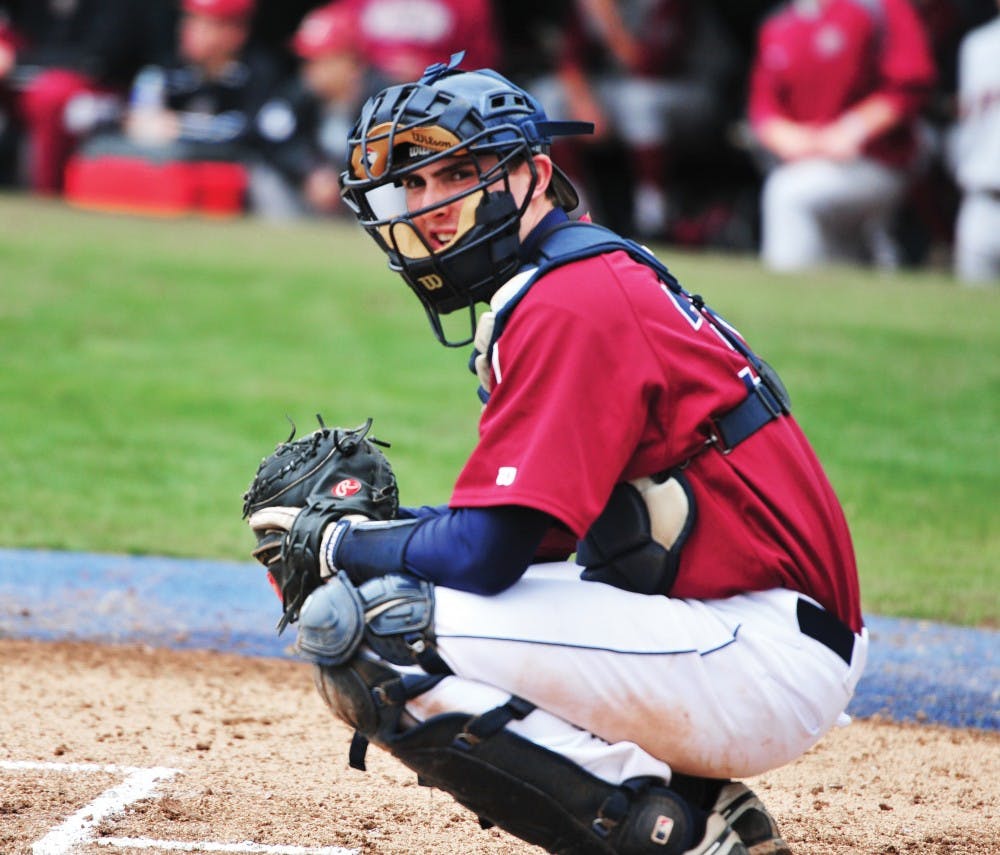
[341,117,540,347]
[342,118,536,227]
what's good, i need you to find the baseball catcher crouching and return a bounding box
[243,420,744,854]
[242,51,870,855]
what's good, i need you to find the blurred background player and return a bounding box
[120,0,278,157]
[0,0,175,195]
[349,0,501,84]
[527,0,734,239]
[747,0,937,272]
[66,0,283,215]
[248,1,389,219]
[0,9,20,185]
[947,0,1000,284]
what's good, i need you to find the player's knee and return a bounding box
[763,165,826,216]
[296,573,365,664]
[297,571,448,672]
[312,655,405,736]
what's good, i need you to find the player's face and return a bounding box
[303,52,361,101]
[401,154,538,252]
[401,155,490,252]
[179,13,248,68]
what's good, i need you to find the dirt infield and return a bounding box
[2,639,996,855]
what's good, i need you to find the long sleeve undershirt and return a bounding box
[336,504,555,595]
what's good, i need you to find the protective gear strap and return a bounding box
[454,695,536,749]
[478,219,793,451]
[348,672,448,771]
[711,367,789,450]
[348,731,370,771]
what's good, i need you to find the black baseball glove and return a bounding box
[242,417,398,632]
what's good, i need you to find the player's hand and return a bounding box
[814,114,868,161]
[126,107,181,145]
[248,505,300,570]
[758,118,818,162]
[248,506,367,578]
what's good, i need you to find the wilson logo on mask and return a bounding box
[418,274,445,291]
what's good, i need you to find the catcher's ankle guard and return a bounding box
[296,572,449,674]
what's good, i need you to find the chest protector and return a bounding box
[471,219,792,597]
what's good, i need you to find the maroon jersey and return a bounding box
[349,0,500,84]
[451,251,862,632]
[560,0,692,79]
[748,0,936,168]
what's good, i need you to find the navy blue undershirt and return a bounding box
[399,504,554,593]
[519,207,570,261]
[334,503,555,593]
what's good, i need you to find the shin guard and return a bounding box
[313,660,705,855]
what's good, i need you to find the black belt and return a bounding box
[797,598,855,665]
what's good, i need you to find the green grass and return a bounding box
[1,194,997,626]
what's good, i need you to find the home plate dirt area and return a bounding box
[1,639,996,855]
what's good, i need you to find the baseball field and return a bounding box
[0,192,997,854]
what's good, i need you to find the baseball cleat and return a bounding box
[711,783,791,855]
[685,812,748,854]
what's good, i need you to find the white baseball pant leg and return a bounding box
[761,157,906,271]
[401,563,867,786]
[954,190,1000,285]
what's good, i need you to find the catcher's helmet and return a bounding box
[340,53,592,346]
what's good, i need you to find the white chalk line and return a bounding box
[96,839,358,854]
[2,760,359,855]
[27,764,180,855]
[1,760,156,775]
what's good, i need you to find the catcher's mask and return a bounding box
[340,53,592,346]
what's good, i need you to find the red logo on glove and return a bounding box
[332,478,362,498]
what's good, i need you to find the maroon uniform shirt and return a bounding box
[349,0,500,84]
[451,251,863,632]
[748,0,936,168]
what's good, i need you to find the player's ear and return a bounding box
[529,153,554,202]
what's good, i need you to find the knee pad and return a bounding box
[312,655,405,737]
[296,572,448,673]
[295,573,364,665]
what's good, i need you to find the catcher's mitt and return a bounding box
[242,417,398,631]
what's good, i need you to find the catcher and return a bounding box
[243,56,868,855]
